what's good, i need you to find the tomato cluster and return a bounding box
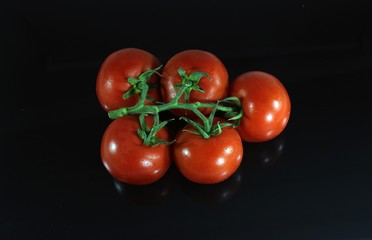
[97,48,291,185]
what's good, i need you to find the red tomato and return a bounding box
[173,118,243,184]
[96,48,161,111]
[160,49,229,117]
[100,116,171,185]
[229,71,291,142]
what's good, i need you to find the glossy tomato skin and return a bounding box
[160,49,229,117]
[173,118,243,184]
[96,48,161,111]
[100,116,171,185]
[229,71,291,142]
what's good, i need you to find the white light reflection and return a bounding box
[182,148,191,157]
[141,160,153,168]
[217,157,225,166]
[266,113,273,122]
[266,130,274,137]
[273,100,280,109]
[109,141,117,153]
[103,161,111,171]
[105,79,114,90]
[248,102,255,113]
[282,117,288,125]
[224,147,233,154]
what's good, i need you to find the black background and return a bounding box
[1,0,372,239]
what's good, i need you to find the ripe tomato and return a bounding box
[229,71,291,142]
[96,48,161,111]
[172,118,243,184]
[160,49,229,117]
[100,116,171,185]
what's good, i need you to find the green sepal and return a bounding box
[151,118,175,136]
[218,96,241,108]
[177,68,188,80]
[188,71,210,82]
[137,129,147,141]
[181,129,202,136]
[174,83,183,91]
[138,114,175,147]
[219,96,243,127]
[225,111,243,121]
[194,86,205,93]
[184,88,191,103]
[212,121,223,136]
[232,118,241,128]
[138,65,162,82]
[139,113,150,132]
[123,87,139,99]
[175,67,210,101]
[211,122,233,136]
[123,66,162,102]
[150,137,175,147]
[128,77,140,85]
[207,103,219,126]
[179,117,209,139]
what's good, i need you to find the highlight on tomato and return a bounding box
[229,71,291,142]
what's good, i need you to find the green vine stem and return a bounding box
[107,67,243,139]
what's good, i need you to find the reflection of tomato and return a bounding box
[113,175,172,205]
[179,166,242,204]
[100,116,170,185]
[243,131,286,168]
[173,118,243,184]
[96,48,161,111]
[160,49,229,117]
[229,71,291,142]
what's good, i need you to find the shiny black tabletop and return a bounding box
[1,1,372,239]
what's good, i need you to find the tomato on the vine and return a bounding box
[100,116,171,185]
[229,71,291,142]
[172,118,243,184]
[160,49,229,118]
[96,48,161,111]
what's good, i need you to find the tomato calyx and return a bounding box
[123,65,162,103]
[174,68,210,103]
[137,113,175,147]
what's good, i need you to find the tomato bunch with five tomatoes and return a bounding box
[96,48,291,185]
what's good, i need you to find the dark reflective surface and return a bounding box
[112,162,178,205]
[113,177,172,205]
[244,132,286,168]
[2,0,372,239]
[178,166,243,204]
